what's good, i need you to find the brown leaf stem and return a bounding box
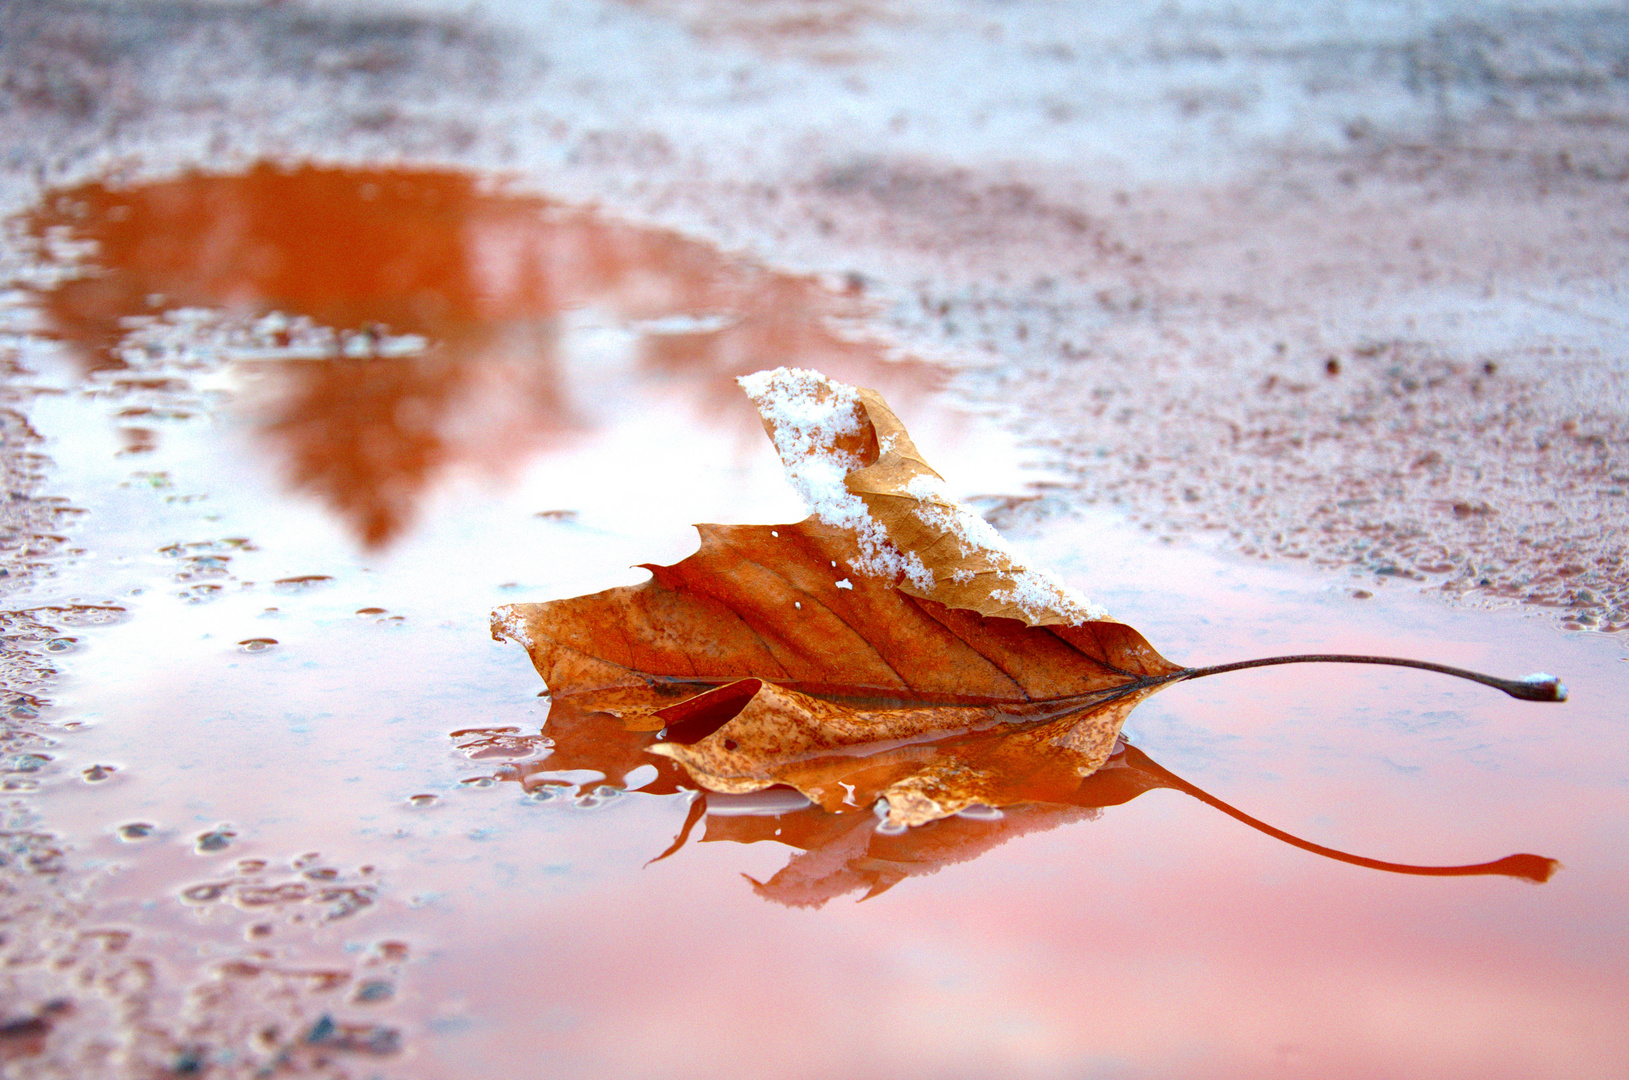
[1168,654,1568,702]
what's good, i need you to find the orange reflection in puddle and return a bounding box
[457,698,1554,909]
[27,164,931,546]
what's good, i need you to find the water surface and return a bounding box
[2,164,1624,1079]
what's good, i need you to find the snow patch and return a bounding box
[738,367,931,588]
[739,365,1105,624]
[900,452,1106,623]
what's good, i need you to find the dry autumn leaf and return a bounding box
[493,367,1566,831]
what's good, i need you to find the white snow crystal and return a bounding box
[737,366,1106,624]
[738,367,931,588]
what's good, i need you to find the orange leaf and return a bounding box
[495,517,1178,717]
[492,368,1188,824]
[492,367,1562,833]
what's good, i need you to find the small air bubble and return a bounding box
[237,638,277,653]
[407,793,438,807]
[118,822,154,841]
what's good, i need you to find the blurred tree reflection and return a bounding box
[30,164,925,547]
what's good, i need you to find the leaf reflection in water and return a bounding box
[455,696,1556,909]
[26,164,931,548]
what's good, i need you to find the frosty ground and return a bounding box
[4,0,1627,623]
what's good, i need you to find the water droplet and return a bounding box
[459,776,495,788]
[195,828,236,853]
[118,822,154,841]
[354,979,395,1003]
[81,764,115,782]
[237,638,277,652]
[378,941,410,962]
[181,882,226,903]
[407,793,438,807]
[273,575,335,592]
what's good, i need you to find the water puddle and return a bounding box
[0,164,1625,1078]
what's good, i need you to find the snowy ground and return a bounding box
[5,0,1628,623]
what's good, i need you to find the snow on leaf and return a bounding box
[739,367,1106,625]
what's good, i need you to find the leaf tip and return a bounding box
[489,604,532,648]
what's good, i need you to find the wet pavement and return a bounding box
[1,2,1626,1078]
